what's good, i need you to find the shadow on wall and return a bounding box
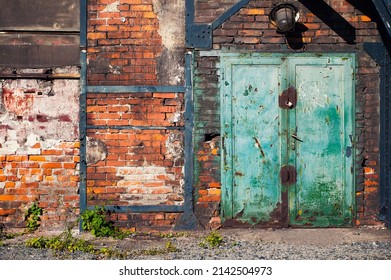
[298,0,356,44]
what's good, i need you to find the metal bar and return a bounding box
[174,51,198,230]
[79,50,88,230]
[386,55,391,228]
[86,125,185,131]
[79,0,88,232]
[87,85,185,93]
[212,0,252,30]
[87,205,185,213]
[185,0,195,26]
[184,51,194,212]
[372,0,391,39]
[80,0,87,48]
[379,46,388,222]
[0,73,80,79]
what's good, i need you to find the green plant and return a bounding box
[158,232,188,239]
[80,206,128,239]
[140,241,179,256]
[24,202,43,232]
[26,229,94,253]
[25,229,129,259]
[199,231,224,248]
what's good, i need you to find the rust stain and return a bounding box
[253,137,265,157]
[234,172,244,177]
[36,114,49,122]
[58,114,72,122]
[280,165,297,186]
[278,86,297,109]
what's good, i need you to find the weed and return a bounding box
[26,229,95,253]
[80,206,129,239]
[25,229,131,259]
[140,241,179,255]
[199,231,224,248]
[24,203,43,232]
[158,232,188,239]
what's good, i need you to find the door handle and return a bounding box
[291,134,303,142]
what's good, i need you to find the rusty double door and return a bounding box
[220,53,355,227]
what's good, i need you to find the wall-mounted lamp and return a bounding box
[268,3,300,33]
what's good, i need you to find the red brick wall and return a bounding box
[193,0,383,227]
[86,93,185,208]
[85,0,186,230]
[87,0,164,85]
[0,74,80,230]
[0,143,80,230]
[1,0,385,231]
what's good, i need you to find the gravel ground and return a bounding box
[1,227,391,260]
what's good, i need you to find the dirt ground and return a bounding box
[4,226,391,251]
[16,226,391,248]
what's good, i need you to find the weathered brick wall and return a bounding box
[0,70,80,230]
[86,0,186,230]
[1,0,385,231]
[87,0,185,86]
[194,0,383,227]
[86,93,184,206]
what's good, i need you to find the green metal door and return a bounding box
[221,53,355,227]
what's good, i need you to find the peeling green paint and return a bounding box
[220,53,355,227]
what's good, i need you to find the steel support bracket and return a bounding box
[186,24,212,49]
[185,0,251,49]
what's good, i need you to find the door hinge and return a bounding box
[279,86,297,109]
[280,165,297,186]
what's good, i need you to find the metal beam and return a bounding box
[87,85,185,93]
[186,0,251,49]
[88,205,185,213]
[80,0,87,48]
[364,42,391,228]
[174,51,199,230]
[79,0,88,232]
[372,0,391,39]
[86,125,185,131]
[212,0,252,30]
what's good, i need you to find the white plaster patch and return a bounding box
[116,165,184,205]
[102,1,119,13]
[152,0,185,50]
[165,132,183,164]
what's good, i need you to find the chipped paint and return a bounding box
[0,69,79,154]
[221,54,355,227]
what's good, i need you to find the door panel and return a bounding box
[290,58,354,226]
[220,54,355,227]
[230,64,283,224]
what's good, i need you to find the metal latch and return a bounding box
[279,86,297,109]
[280,165,297,186]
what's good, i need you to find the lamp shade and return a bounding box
[269,3,299,33]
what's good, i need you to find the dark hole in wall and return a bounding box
[204,133,220,142]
